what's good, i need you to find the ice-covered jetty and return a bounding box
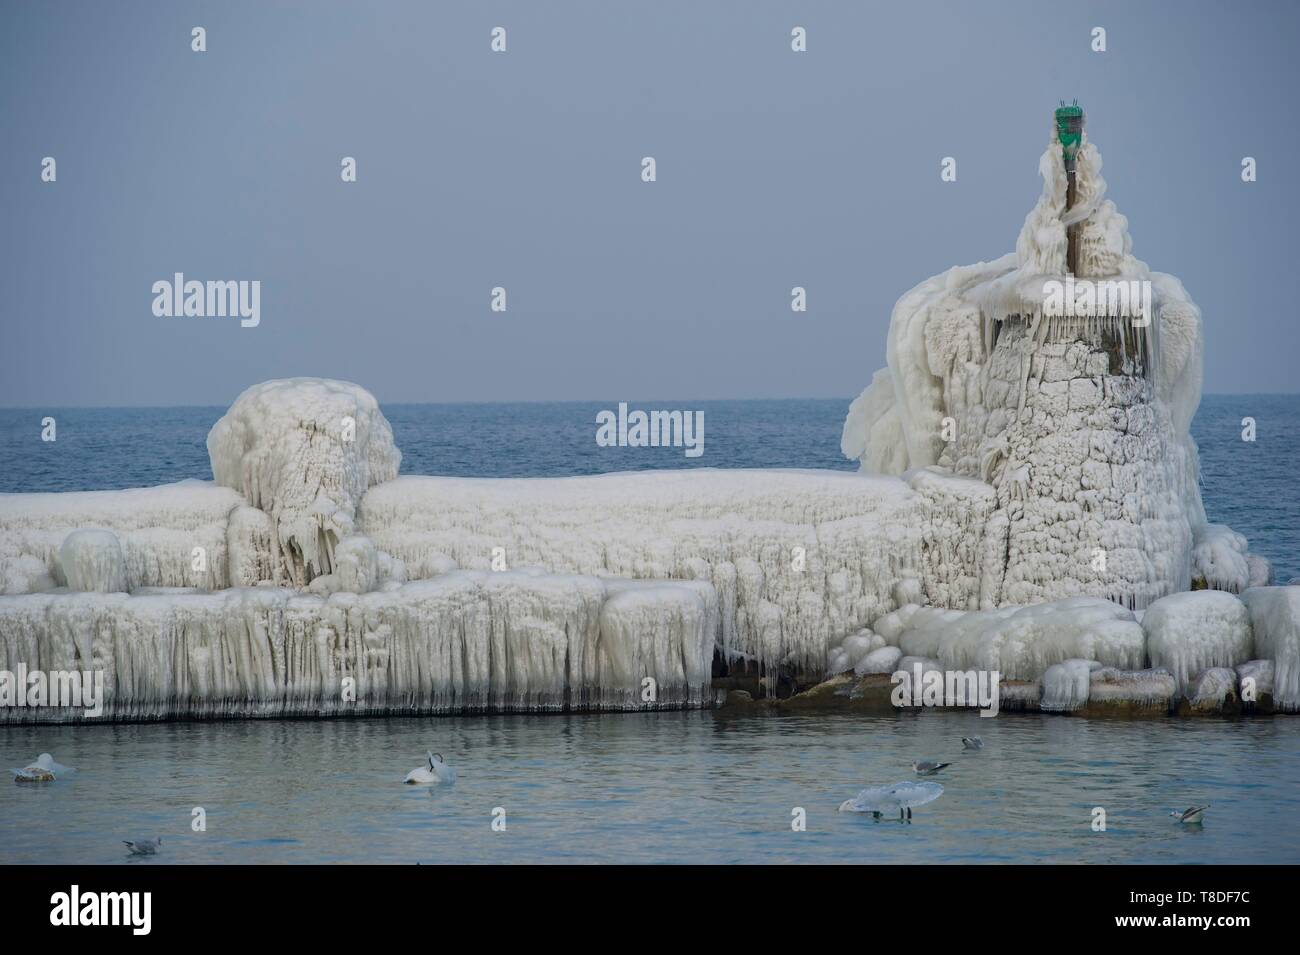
[2,118,1296,721]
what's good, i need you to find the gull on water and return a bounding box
[10,753,74,783]
[123,838,162,856]
[839,781,944,820]
[961,737,983,750]
[404,751,457,785]
[1170,805,1209,825]
[912,760,951,776]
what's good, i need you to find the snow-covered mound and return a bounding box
[0,481,243,594]
[59,529,128,593]
[207,378,401,585]
[1192,524,1272,593]
[0,571,716,721]
[892,596,1145,681]
[1143,590,1253,691]
[360,469,926,672]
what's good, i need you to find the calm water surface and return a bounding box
[3,711,1298,864]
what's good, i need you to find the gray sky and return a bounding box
[2,0,1297,407]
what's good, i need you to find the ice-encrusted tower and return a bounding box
[843,107,1266,610]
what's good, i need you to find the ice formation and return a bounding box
[841,121,1268,612]
[1143,590,1253,691]
[855,645,901,677]
[1241,587,1300,711]
[1235,659,1275,702]
[1185,667,1240,711]
[892,597,1145,681]
[360,469,926,672]
[0,480,244,595]
[1040,659,1099,712]
[58,530,128,593]
[1086,666,1177,709]
[0,114,1290,722]
[1191,524,1272,593]
[207,378,401,585]
[0,571,716,721]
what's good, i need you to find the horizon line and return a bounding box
[2,392,1298,413]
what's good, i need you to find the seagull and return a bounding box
[961,736,983,750]
[123,838,162,856]
[403,751,456,785]
[10,753,73,783]
[839,781,944,820]
[912,760,951,776]
[1170,806,1209,825]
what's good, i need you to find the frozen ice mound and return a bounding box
[1143,590,1253,691]
[58,529,128,593]
[1191,524,1273,593]
[893,596,1145,682]
[0,481,244,594]
[0,571,717,721]
[207,378,401,586]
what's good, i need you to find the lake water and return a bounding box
[1,394,1298,863]
[4,711,1300,864]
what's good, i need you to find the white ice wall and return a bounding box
[360,469,927,672]
[0,571,717,721]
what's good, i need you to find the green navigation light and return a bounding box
[1055,100,1085,164]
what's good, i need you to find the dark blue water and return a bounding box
[1,395,1296,581]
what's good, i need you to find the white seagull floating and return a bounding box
[839,781,944,820]
[1170,805,1209,825]
[403,752,457,785]
[10,753,74,783]
[912,759,951,776]
[961,737,984,750]
[123,838,162,856]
